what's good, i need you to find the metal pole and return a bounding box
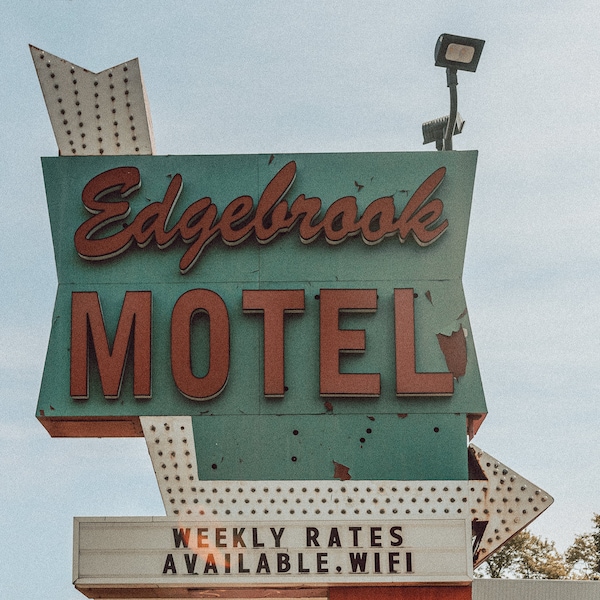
[443,68,458,151]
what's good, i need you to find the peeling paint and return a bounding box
[425,290,433,304]
[467,413,486,439]
[437,326,468,379]
[367,416,375,421]
[333,461,351,481]
[457,306,468,320]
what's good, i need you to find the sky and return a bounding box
[1,1,600,598]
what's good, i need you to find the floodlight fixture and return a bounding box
[434,34,485,73]
[423,33,485,151]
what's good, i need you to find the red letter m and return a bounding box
[70,291,151,399]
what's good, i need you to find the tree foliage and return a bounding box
[564,514,600,579]
[475,530,567,579]
[476,514,600,580]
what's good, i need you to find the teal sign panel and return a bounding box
[38,152,485,480]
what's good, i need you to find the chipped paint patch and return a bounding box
[437,326,467,379]
[333,461,351,480]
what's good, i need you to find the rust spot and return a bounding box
[425,290,433,304]
[468,446,488,481]
[397,413,408,419]
[467,413,487,439]
[324,401,334,412]
[457,306,468,320]
[49,405,55,410]
[437,326,468,379]
[333,461,351,481]
[37,416,144,437]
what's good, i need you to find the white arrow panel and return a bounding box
[469,444,553,566]
[140,418,553,567]
[30,45,154,156]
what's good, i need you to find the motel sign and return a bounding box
[31,46,552,600]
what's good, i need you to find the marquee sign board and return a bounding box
[37,151,486,482]
[73,517,472,590]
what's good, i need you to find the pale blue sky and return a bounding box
[2,1,600,597]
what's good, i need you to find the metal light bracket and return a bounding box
[422,113,464,149]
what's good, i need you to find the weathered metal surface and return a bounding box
[143,415,471,518]
[141,405,548,524]
[469,445,553,566]
[30,45,154,156]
